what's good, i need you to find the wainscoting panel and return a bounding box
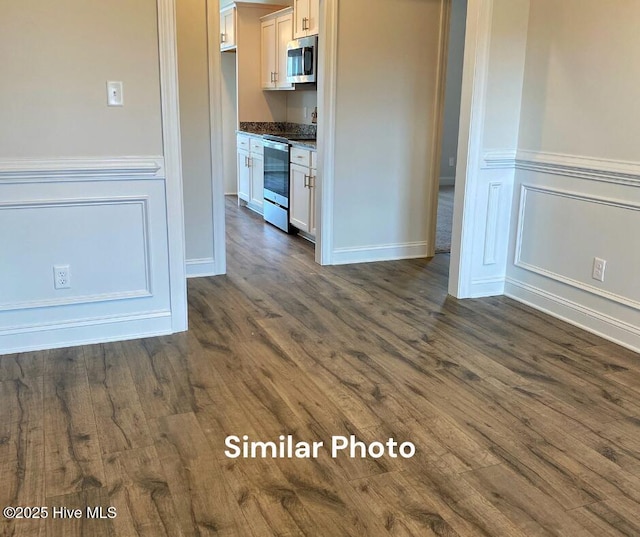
[464,156,516,297]
[506,153,640,352]
[0,159,173,354]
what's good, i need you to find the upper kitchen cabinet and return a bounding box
[293,0,319,39]
[261,8,294,90]
[220,6,236,51]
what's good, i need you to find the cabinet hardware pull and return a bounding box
[310,175,315,188]
[304,174,309,188]
[221,33,226,43]
[302,17,308,30]
[248,157,252,168]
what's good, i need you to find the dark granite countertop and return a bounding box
[237,122,317,151]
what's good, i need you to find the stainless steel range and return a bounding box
[262,136,292,233]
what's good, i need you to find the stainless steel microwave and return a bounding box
[286,36,318,84]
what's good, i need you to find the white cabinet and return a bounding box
[289,147,317,237]
[293,0,319,39]
[261,9,294,90]
[220,7,236,51]
[237,134,264,214]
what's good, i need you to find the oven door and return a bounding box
[263,139,290,208]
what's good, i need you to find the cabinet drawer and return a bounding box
[250,138,263,155]
[290,147,311,166]
[311,150,317,170]
[237,134,250,151]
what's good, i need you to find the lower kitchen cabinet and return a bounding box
[289,149,316,237]
[237,148,250,202]
[249,152,264,211]
[237,134,264,214]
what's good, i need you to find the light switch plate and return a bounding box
[107,81,124,106]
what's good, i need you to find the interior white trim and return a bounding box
[332,242,429,266]
[483,182,501,265]
[427,0,452,258]
[0,310,173,355]
[316,0,338,266]
[516,150,640,186]
[482,150,517,169]
[514,184,640,312]
[186,257,217,278]
[0,157,165,182]
[207,0,228,276]
[470,276,505,297]
[158,0,188,332]
[449,0,495,298]
[505,278,640,353]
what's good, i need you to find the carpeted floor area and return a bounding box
[436,185,454,253]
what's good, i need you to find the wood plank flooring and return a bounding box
[2,196,640,536]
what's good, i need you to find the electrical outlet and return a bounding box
[53,265,71,289]
[449,157,456,167]
[592,257,606,282]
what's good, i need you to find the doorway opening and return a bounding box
[436,0,468,255]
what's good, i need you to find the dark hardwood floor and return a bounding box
[2,196,640,536]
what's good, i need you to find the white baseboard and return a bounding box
[469,276,505,298]
[505,278,640,353]
[440,176,455,186]
[0,310,173,356]
[332,242,429,265]
[186,257,217,278]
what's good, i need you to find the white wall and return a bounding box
[505,0,640,351]
[0,0,163,158]
[287,89,318,125]
[0,0,176,354]
[177,0,216,276]
[439,0,467,185]
[328,0,445,264]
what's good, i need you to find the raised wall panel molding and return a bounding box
[483,182,501,265]
[482,150,517,169]
[516,150,640,186]
[0,196,153,312]
[514,184,640,312]
[0,157,165,182]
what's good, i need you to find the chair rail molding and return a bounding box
[516,150,640,186]
[0,157,165,182]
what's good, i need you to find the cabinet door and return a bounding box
[261,19,276,89]
[237,149,250,202]
[308,171,316,237]
[307,0,319,37]
[290,163,310,232]
[220,8,236,50]
[276,14,294,89]
[250,153,264,212]
[293,0,309,39]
